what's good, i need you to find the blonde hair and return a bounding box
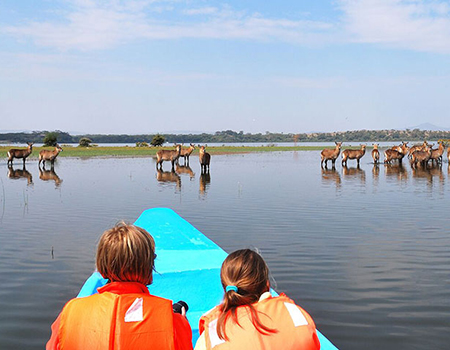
[96,222,156,285]
[217,249,277,340]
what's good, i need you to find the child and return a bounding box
[195,249,320,350]
[47,222,193,350]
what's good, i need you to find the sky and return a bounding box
[1,0,450,134]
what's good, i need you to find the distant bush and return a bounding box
[151,134,165,147]
[78,137,93,147]
[136,141,150,147]
[43,132,58,146]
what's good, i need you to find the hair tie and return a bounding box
[226,285,238,293]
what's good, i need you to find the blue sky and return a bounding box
[1,0,450,134]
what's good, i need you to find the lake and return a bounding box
[0,151,449,350]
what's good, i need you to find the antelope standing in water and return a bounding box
[371,144,380,164]
[39,144,63,169]
[156,144,182,171]
[341,144,366,166]
[408,141,428,158]
[199,145,211,173]
[320,142,342,168]
[384,142,408,164]
[179,144,195,165]
[429,141,445,165]
[7,142,33,166]
[410,144,432,169]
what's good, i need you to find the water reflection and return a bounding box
[372,164,379,188]
[39,168,63,187]
[7,165,33,185]
[342,165,366,184]
[199,172,211,196]
[175,164,195,180]
[411,163,444,189]
[156,169,181,190]
[384,163,408,183]
[321,167,341,189]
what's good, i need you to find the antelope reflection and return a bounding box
[412,163,444,189]
[342,165,366,184]
[372,164,380,188]
[7,165,33,185]
[321,167,341,188]
[199,172,211,195]
[384,163,408,183]
[175,164,195,180]
[39,168,63,187]
[156,169,181,190]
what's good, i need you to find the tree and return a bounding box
[151,134,165,147]
[43,132,58,146]
[78,137,93,147]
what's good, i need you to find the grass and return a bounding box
[0,145,329,159]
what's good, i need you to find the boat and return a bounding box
[78,207,338,349]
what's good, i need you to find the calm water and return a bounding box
[0,152,449,350]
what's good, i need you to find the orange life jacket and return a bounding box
[199,294,320,350]
[57,282,184,350]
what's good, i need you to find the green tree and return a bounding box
[78,137,93,147]
[43,132,58,146]
[151,134,165,147]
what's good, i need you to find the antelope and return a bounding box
[408,141,428,158]
[371,144,380,164]
[39,145,63,169]
[410,144,432,169]
[199,145,211,173]
[429,141,445,165]
[448,146,450,164]
[7,142,33,166]
[384,142,408,164]
[179,144,195,165]
[320,142,342,168]
[341,144,366,166]
[7,165,33,185]
[156,144,182,171]
[39,168,62,187]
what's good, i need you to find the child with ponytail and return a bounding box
[195,249,321,350]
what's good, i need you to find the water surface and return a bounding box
[0,152,449,349]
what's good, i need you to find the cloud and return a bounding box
[183,7,218,16]
[338,0,450,54]
[2,0,334,51]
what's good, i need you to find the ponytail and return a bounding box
[216,249,278,340]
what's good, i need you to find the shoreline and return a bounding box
[1,145,331,159]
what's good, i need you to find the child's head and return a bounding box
[220,249,270,302]
[96,222,156,285]
[217,249,274,340]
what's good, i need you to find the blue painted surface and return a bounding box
[78,208,338,349]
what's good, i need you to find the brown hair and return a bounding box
[96,222,156,285]
[216,249,277,340]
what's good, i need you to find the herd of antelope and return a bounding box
[156,143,211,173]
[321,141,449,169]
[7,142,63,169]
